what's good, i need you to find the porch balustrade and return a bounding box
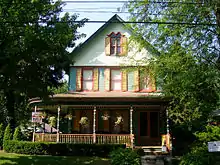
[34,133,133,146]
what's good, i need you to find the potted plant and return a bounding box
[65,114,73,120]
[48,116,56,128]
[79,117,89,128]
[115,116,123,126]
[101,112,110,121]
[41,112,47,119]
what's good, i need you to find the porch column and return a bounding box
[130,106,134,148]
[166,107,169,135]
[32,105,37,142]
[93,106,96,143]
[57,106,61,143]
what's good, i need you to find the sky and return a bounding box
[61,0,131,81]
[62,0,130,46]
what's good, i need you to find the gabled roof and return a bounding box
[71,14,126,56]
[71,14,160,59]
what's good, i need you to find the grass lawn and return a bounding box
[0,150,110,165]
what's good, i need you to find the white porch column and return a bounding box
[93,106,96,143]
[166,108,169,135]
[57,106,61,143]
[32,105,37,142]
[130,106,134,148]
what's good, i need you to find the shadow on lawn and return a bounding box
[0,153,110,165]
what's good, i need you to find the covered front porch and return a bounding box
[30,92,169,148]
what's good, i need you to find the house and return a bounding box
[29,14,170,150]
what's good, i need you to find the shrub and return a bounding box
[110,148,141,165]
[13,127,23,141]
[0,124,4,149]
[180,125,220,165]
[3,140,125,157]
[180,146,217,165]
[134,147,145,156]
[3,124,12,142]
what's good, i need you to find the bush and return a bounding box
[13,127,23,141]
[134,147,145,156]
[0,124,4,149]
[4,140,125,157]
[180,125,220,165]
[180,146,217,165]
[110,148,141,165]
[3,124,12,142]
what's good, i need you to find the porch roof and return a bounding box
[29,91,169,107]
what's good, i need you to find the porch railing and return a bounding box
[34,133,133,146]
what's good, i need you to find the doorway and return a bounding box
[138,111,160,146]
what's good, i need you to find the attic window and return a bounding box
[105,32,128,56]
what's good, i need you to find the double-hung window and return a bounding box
[82,69,93,91]
[105,32,128,56]
[111,69,121,91]
[110,33,121,55]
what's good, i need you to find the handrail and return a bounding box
[34,133,132,146]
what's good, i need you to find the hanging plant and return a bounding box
[65,114,73,120]
[48,116,56,127]
[115,116,123,126]
[79,117,89,127]
[41,112,47,119]
[101,112,110,121]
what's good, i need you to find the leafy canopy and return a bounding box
[0,0,87,126]
[128,0,220,128]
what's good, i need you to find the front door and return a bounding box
[138,111,160,146]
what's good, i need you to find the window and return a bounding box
[139,70,156,92]
[110,32,121,55]
[140,71,150,91]
[82,69,93,91]
[105,32,127,56]
[111,69,121,91]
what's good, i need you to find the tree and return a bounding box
[128,0,220,64]
[3,124,12,142]
[128,1,220,128]
[0,0,87,128]
[13,126,23,141]
[49,80,68,94]
[0,124,4,149]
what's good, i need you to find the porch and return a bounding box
[30,92,169,148]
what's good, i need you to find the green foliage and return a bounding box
[3,125,12,142]
[49,80,68,94]
[195,125,220,144]
[13,127,23,141]
[128,0,220,130]
[0,123,4,148]
[180,125,220,165]
[128,1,220,62]
[4,140,125,157]
[110,148,141,165]
[134,147,145,156]
[180,146,217,165]
[0,0,87,127]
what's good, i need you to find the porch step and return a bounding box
[141,146,162,155]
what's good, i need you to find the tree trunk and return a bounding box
[5,90,16,130]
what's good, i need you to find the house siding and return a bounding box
[69,67,76,91]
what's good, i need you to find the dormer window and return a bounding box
[105,32,128,56]
[110,32,121,55]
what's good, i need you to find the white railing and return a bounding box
[34,133,133,146]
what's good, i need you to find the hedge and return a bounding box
[110,148,141,165]
[4,140,125,157]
